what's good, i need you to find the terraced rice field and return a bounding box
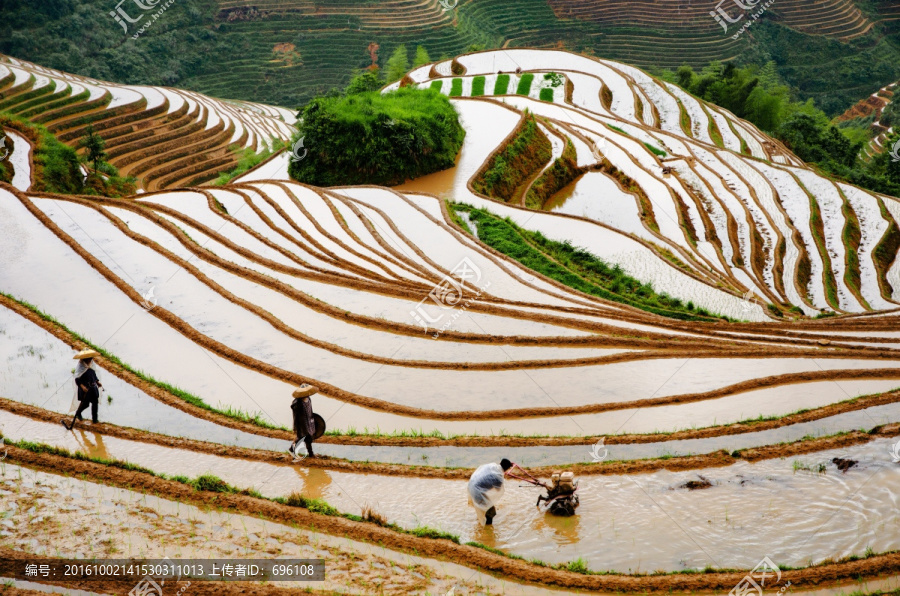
[3,49,900,594]
[0,54,295,191]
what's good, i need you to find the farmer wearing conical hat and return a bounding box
[289,384,319,459]
[63,349,103,430]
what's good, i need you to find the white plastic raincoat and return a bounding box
[467,462,506,524]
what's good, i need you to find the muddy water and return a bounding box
[296,440,900,574]
[6,297,900,467]
[0,465,557,596]
[394,100,519,204]
[544,171,650,239]
[4,408,900,573]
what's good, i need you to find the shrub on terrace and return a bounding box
[288,86,465,186]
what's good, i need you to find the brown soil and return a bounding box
[678,475,713,490]
[832,457,858,473]
[15,187,900,423]
[4,445,900,593]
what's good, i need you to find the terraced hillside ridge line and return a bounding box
[0,54,296,191]
[3,387,899,481]
[6,274,900,454]
[6,169,900,432]
[7,51,900,583]
[394,48,900,316]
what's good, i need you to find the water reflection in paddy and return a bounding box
[3,409,900,573]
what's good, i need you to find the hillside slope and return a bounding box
[0,54,294,191]
[386,49,900,316]
[3,0,900,113]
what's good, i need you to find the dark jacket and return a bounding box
[76,368,100,402]
[291,396,316,439]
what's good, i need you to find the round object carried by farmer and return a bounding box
[312,413,327,440]
[292,384,319,398]
[73,349,100,360]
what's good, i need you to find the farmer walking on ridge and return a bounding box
[468,458,513,525]
[289,384,322,459]
[63,349,103,430]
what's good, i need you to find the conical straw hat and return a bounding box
[73,349,100,360]
[292,384,319,398]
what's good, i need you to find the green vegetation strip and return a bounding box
[493,74,510,95]
[451,205,728,322]
[516,73,534,96]
[0,111,133,196]
[643,142,666,157]
[524,138,584,209]
[215,139,286,186]
[471,76,486,97]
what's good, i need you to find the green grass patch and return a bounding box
[539,87,553,102]
[516,73,534,96]
[676,100,692,137]
[524,138,584,209]
[643,142,666,157]
[494,74,510,95]
[409,526,461,542]
[471,76,485,96]
[0,111,134,196]
[872,197,900,299]
[449,78,463,97]
[839,190,866,307]
[214,139,286,186]
[806,190,840,310]
[281,492,341,516]
[429,80,443,92]
[452,204,729,322]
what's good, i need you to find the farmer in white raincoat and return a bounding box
[468,458,513,525]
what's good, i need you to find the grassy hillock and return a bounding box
[287,86,464,187]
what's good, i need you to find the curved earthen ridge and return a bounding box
[7,185,900,425]
[1,289,898,452]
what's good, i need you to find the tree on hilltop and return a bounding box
[385,45,409,83]
[413,45,430,68]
